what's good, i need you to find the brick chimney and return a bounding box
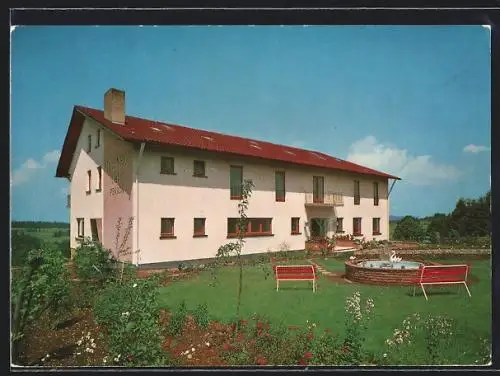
[104,88,125,124]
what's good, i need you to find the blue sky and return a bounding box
[11,26,491,222]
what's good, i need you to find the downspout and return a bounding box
[134,142,146,266]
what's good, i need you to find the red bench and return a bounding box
[273,264,318,292]
[411,264,472,301]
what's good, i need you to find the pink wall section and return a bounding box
[102,133,135,261]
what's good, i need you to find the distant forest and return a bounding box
[11,221,69,229]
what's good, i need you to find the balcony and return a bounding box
[305,192,344,207]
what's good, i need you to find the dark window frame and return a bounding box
[353,217,362,236]
[160,218,176,239]
[77,218,85,238]
[193,160,207,178]
[275,171,286,202]
[373,218,381,235]
[230,165,243,200]
[160,156,176,175]
[336,217,344,233]
[291,217,301,235]
[227,217,273,238]
[354,180,360,205]
[193,218,207,237]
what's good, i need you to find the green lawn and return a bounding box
[158,257,491,363]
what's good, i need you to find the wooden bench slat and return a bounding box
[273,264,317,292]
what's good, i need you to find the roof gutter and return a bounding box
[133,142,146,266]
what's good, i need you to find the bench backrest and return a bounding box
[418,264,470,283]
[273,265,316,279]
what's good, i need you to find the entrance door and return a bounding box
[310,218,328,238]
[313,176,325,203]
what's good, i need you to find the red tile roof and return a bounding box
[56,105,401,180]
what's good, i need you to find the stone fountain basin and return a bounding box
[345,259,424,285]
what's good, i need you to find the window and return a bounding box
[336,217,344,233]
[77,218,84,238]
[96,166,102,192]
[373,182,379,206]
[90,219,99,242]
[373,218,381,235]
[96,129,101,148]
[313,176,325,203]
[160,157,175,175]
[353,217,362,236]
[86,170,91,194]
[193,218,206,237]
[230,165,243,199]
[291,217,300,235]
[87,135,92,152]
[160,218,175,238]
[193,160,206,177]
[354,180,360,205]
[227,217,273,237]
[275,171,286,202]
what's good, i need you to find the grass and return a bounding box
[19,227,69,244]
[157,257,491,363]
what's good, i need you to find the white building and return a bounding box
[56,88,400,266]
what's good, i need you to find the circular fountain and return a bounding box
[345,254,424,285]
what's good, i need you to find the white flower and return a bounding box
[191,347,196,352]
[76,339,83,346]
[205,342,210,347]
[121,312,130,316]
[383,353,387,358]
[91,342,97,349]
[187,354,193,359]
[133,283,138,288]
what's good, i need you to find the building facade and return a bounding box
[57,88,400,266]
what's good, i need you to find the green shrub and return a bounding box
[93,276,167,366]
[73,239,117,283]
[167,300,188,336]
[11,230,42,267]
[12,246,72,360]
[192,303,210,329]
[393,216,426,242]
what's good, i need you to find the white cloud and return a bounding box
[463,144,490,154]
[346,136,462,186]
[43,150,61,163]
[11,150,61,187]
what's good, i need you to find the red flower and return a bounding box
[127,355,133,361]
[223,343,231,351]
[304,352,313,360]
[307,333,314,341]
[256,357,267,365]
[298,359,307,365]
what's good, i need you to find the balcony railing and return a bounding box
[305,192,344,206]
